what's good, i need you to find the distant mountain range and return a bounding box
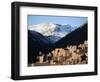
[28,23,87,64]
[28,23,76,43]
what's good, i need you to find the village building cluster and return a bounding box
[33,41,88,66]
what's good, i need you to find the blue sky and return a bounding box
[28,15,87,27]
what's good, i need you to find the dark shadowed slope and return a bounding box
[54,23,88,48]
[28,30,52,64]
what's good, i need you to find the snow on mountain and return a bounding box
[54,24,75,37]
[28,23,77,43]
[28,23,56,36]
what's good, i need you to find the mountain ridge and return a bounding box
[28,23,76,43]
[28,23,88,64]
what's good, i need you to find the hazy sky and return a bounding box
[28,15,87,27]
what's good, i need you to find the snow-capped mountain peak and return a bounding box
[28,23,56,36]
[28,23,77,43]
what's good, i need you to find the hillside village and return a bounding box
[29,40,88,66]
